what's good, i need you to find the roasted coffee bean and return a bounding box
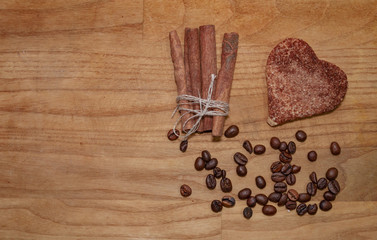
[220,178,232,193]
[281,163,292,175]
[234,152,248,166]
[295,130,307,142]
[211,200,223,213]
[270,161,283,173]
[307,151,317,162]
[224,125,239,138]
[236,165,247,177]
[206,174,216,190]
[205,158,218,170]
[317,178,328,190]
[221,170,227,179]
[270,137,281,149]
[247,196,257,207]
[262,205,277,216]
[287,189,299,201]
[306,182,317,196]
[271,172,286,182]
[238,188,252,200]
[180,140,188,152]
[296,203,308,216]
[180,184,192,197]
[326,167,338,180]
[324,191,336,201]
[288,141,296,154]
[307,203,318,215]
[310,172,318,184]
[243,207,253,219]
[194,157,205,171]
[255,194,268,205]
[285,201,297,210]
[298,193,311,203]
[278,193,288,206]
[319,200,332,211]
[330,142,341,155]
[279,151,292,163]
[213,167,222,178]
[292,165,301,174]
[243,140,253,154]
[279,141,288,152]
[167,129,180,141]
[286,174,296,186]
[268,192,282,203]
[328,180,340,195]
[254,144,266,155]
[222,196,236,208]
[274,182,287,193]
[255,176,266,189]
[202,150,211,162]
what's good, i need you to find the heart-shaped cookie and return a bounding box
[266,38,348,126]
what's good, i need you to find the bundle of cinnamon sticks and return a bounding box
[169,25,239,138]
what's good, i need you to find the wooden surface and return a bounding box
[0,0,377,239]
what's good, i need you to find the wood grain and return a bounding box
[0,0,376,239]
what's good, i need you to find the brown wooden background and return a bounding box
[0,0,376,239]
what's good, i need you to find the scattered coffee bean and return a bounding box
[279,151,292,163]
[279,141,288,152]
[317,178,328,190]
[288,141,296,154]
[222,196,236,208]
[295,130,307,142]
[167,129,180,141]
[213,167,222,178]
[307,151,317,162]
[211,200,223,213]
[281,163,292,175]
[285,201,297,210]
[254,144,266,155]
[328,180,340,195]
[220,178,232,192]
[306,182,317,196]
[255,176,266,189]
[221,169,227,179]
[236,165,247,177]
[298,193,311,203]
[271,172,286,182]
[330,142,341,155]
[262,205,277,216]
[224,125,239,138]
[255,194,268,205]
[270,137,281,149]
[323,191,336,201]
[243,207,253,219]
[286,174,296,186]
[310,172,318,184]
[268,192,282,203]
[287,189,299,201]
[180,140,188,152]
[180,184,192,197]
[319,200,332,211]
[234,152,248,166]
[274,182,287,193]
[205,158,218,170]
[247,196,257,207]
[194,157,205,171]
[271,161,284,173]
[326,167,338,180]
[243,140,253,154]
[202,150,211,162]
[238,188,252,200]
[206,174,216,190]
[292,165,301,174]
[296,203,308,216]
[307,203,318,215]
[278,193,288,206]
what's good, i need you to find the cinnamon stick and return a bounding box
[199,25,217,132]
[212,32,239,137]
[183,28,194,131]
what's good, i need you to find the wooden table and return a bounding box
[1,1,376,239]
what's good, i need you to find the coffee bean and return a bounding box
[307,151,317,162]
[288,141,296,154]
[213,167,222,178]
[298,193,311,203]
[243,207,253,219]
[202,150,211,162]
[307,203,318,215]
[287,189,299,201]
[221,170,227,179]
[236,165,247,177]
[323,191,336,201]
[222,195,236,208]
[319,200,332,211]
[255,176,266,189]
[296,203,308,216]
[330,142,341,155]
[167,129,180,141]
[180,140,188,152]
[292,165,301,174]
[270,161,283,173]
[234,152,248,166]
[238,188,252,200]
[211,200,223,213]
[270,137,281,149]
[268,192,282,203]
[279,141,288,152]
[326,167,338,180]
[247,196,257,207]
[286,174,296,186]
[274,182,287,193]
[309,172,318,184]
[281,163,292,175]
[295,130,307,142]
[220,178,232,193]
[194,157,205,171]
[278,193,288,206]
[255,194,268,205]
[285,201,297,210]
[224,125,239,138]
[279,151,292,163]
[254,144,266,155]
[243,140,253,154]
[262,205,277,216]
[271,172,286,182]
[206,174,216,190]
[317,178,328,190]
[328,180,340,195]
[205,158,218,170]
[306,182,317,196]
[180,184,192,197]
